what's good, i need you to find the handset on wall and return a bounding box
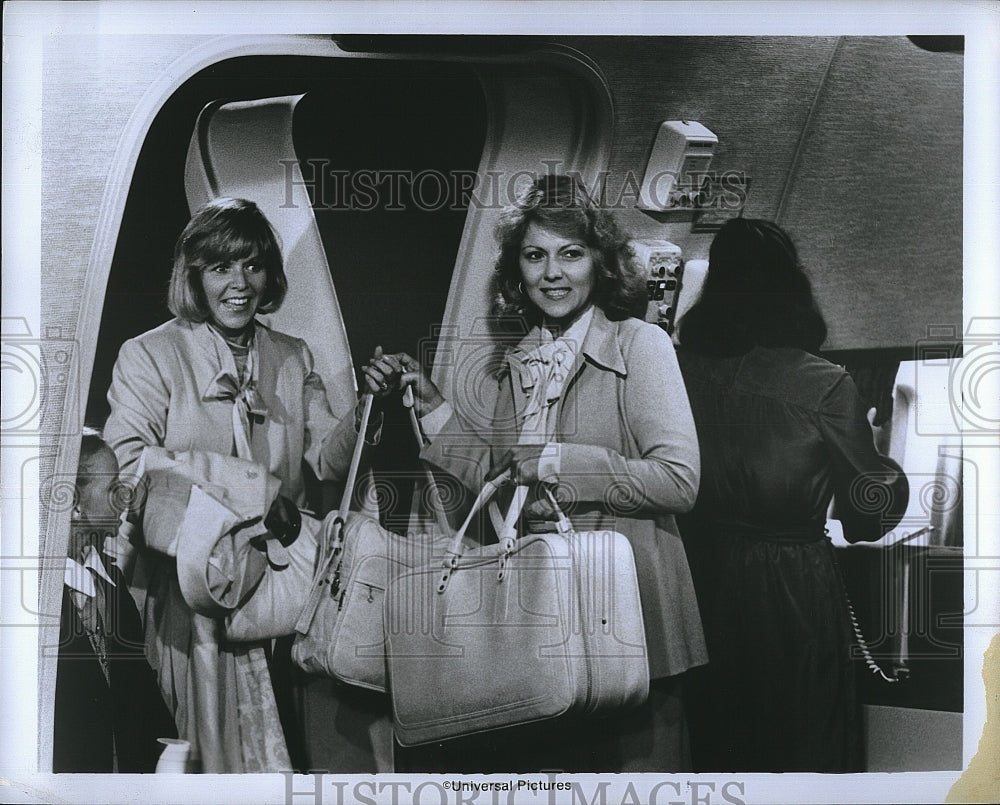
[633,239,684,336]
[631,238,709,346]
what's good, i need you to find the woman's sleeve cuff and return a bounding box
[419,400,454,440]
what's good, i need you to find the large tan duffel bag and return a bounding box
[385,482,649,746]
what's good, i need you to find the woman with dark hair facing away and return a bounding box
[365,174,706,772]
[675,218,909,772]
[104,198,371,772]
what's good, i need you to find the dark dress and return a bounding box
[54,564,177,773]
[676,346,908,773]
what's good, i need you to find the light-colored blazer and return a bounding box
[422,307,708,679]
[104,317,363,771]
[104,318,357,504]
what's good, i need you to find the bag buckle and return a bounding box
[438,552,460,593]
[330,561,342,598]
[543,487,573,536]
[497,537,515,581]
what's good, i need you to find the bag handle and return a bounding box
[442,471,513,561]
[436,479,575,591]
[490,484,574,538]
[434,470,510,592]
[322,393,374,562]
[402,385,453,538]
[329,386,449,553]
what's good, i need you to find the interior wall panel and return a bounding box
[41,36,212,351]
[562,37,841,253]
[36,33,219,771]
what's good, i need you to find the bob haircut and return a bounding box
[167,197,287,322]
[679,218,828,356]
[492,174,646,323]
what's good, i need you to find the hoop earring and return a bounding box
[518,282,525,294]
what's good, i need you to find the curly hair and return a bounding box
[167,197,287,322]
[679,218,827,355]
[491,174,646,323]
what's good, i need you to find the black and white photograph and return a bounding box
[2,1,998,803]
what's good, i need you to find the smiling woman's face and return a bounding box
[519,223,597,328]
[200,257,266,339]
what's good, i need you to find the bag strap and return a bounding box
[402,385,453,537]
[295,394,374,634]
[495,483,528,547]
[540,486,574,536]
[441,471,512,561]
[491,484,574,536]
[322,393,374,561]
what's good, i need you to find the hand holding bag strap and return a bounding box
[491,484,574,538]
[294,393,374,634]
[541,486,574,536]
[495,485,574,580]
[482,484,576,582]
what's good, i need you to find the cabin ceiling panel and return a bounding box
[779,36,963,351]
[560,35,962,352]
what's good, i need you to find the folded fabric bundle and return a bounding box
[226,511,326,642]
[134,446,281,617]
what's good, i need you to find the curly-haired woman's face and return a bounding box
[519,223,596,327]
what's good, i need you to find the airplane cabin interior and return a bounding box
[26,31,972,778]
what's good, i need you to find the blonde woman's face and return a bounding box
[519,223,597,327]
[200,257,266,337]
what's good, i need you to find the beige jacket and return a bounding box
[422,308,708,679]
[105,318,356,502]
[103,317,357,772]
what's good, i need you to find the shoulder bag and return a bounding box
[289,393,451,692]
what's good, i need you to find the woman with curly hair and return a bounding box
[365,173,706,772]
[676,218,909,772]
